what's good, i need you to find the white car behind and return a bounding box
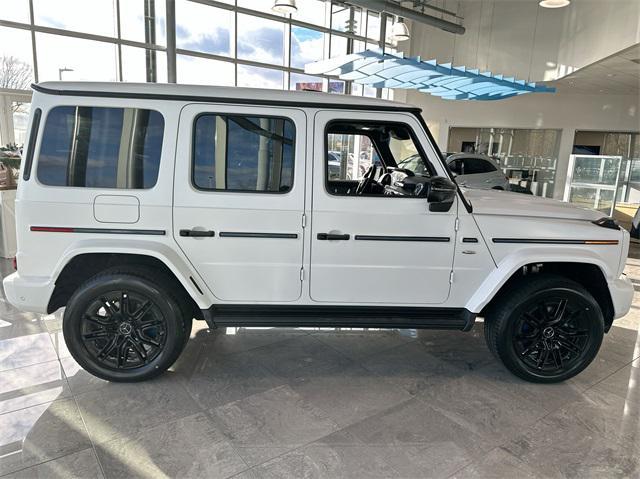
[447,153,510,191]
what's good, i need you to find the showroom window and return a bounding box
[447,127,562,198]
[192,114,295,193]
[37,106,164,189]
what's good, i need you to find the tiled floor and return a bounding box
[1,251,639,479]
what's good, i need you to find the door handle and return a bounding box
[317,233,350,241]
[180,229,215,237]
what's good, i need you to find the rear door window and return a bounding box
[192,114,295,193]
[37,106,164,188]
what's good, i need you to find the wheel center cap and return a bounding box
[542,326,555,339]
[119,322,133,335]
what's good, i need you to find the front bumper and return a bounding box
[3,272,54,314]
[610,274,634,319]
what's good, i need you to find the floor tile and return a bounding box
[594,360,640,401]
[342,398,490,477]
[59,356,110,396]
[249,336,353,379]
[311,328,414,361]
[449,447,541,479]
[288,363,412,427]
[417,327,496,372]
[0,332,58,371]
[48,330,71,359]
[360,341,463,395]
[3,448,103,479]
[503,408,640,478]
[0,313,46,341]
[0,360,70,414]
[414,374,548,445]
[0,399,92,476]
[184,349,286,410]
[236,431,397,479]
[74,375,201,445]
[96,412,246,479]
[196,327,308,356]
[210,385,339,467]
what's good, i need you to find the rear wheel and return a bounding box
[484,275,604,383]
[63,268,189,382]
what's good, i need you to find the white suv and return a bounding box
[4,82,633,384]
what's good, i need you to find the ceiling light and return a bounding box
[272,0,297,14]
[539,0,570,8]
[391,18,410,42]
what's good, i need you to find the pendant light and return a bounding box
[539,0,570,8]
[391,18,410,42]
[272,0,297,14]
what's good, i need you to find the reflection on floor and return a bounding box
[0,249,639,479]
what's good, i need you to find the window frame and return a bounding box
[190,111,296,194]
[35,104,165,190]
[323,119,435,198]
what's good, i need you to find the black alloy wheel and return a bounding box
[80,291,167,370]
[63,268,188,382]
[484,275,604,383]
[512,295,594,376]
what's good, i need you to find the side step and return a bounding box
[200,305,476,331]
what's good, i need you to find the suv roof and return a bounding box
[33,82,419,112]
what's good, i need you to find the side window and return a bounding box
[463,158,497,174]
[193,114,295,193]
[326,133,380,181]
[37,106,164,188]
[326,121,432,196]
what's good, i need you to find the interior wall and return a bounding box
[407,0,640,81]
[406,90,640,199]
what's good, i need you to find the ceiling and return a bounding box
[547,43,640,95]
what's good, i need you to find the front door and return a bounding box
[174,104,306,302]
[310,110,457,305]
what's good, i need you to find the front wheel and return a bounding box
[484,275,604,383]
[63,269,188,382]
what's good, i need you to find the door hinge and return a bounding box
[454,218,459,231]
[302,213,307,228]
[449,271,454,284]
[300,267,305,282]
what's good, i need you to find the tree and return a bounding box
[0,56,33,112]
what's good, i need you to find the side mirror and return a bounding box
[427,176,457,212]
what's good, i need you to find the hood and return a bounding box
[463,189,604,222]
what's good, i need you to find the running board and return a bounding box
[200,305,476,331]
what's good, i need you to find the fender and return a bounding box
[54,237,216,309]
[465,246,612,313]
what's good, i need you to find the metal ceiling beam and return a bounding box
[345,0,465,35]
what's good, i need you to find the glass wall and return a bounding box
[0,0,397,154]
[573,131,640,203]
[0,0,393,94]
[447,127,562,197]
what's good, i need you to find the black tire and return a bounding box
[484,274,604,383]
[63,266,192,382]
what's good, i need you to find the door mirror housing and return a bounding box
[427,176,457,212]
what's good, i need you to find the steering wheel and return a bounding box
[356,165,376,195]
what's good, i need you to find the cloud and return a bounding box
[179,28,231,56]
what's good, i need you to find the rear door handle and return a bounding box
[317,233,350,241]
[180,229,215,237]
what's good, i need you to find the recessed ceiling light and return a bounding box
[539,0,570,8]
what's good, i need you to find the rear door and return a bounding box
[173,104,306,302]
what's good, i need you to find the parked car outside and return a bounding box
[446,153,510,191]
